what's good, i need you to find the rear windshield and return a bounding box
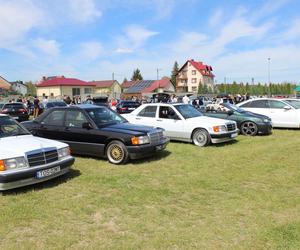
[3,103,25,109]
[0,116,30,138]
[122,102,140,107]
[46,102,67,108]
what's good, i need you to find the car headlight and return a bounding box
[58,147,70,159]
[263,118,270,123]
[131,135,150,145]
[213,125,227,133]
[0,157,28,171]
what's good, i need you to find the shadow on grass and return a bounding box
[169,139,239,147]
[130,150,172,165]
[1,168,81,196]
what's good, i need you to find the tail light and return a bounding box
[1,109,8,114]
[120,107,127,111]
[19,108,27,113]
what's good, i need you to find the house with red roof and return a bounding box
[121,79,175,99]
[0,76,11,95]
[36,76,95,98]
[176,59,215,93]
[121,80,137,93]
[88,80,121,99]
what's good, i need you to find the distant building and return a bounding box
[122,79,175,99]
[36,76,95,99]
[121,80,137,93]
[176,59,215,93]
[88,80,121,99]
[0,76,11,95]
[10,81,28,96]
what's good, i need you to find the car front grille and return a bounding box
[148,130,164,145]
[26,148,58,167]
[226,123,236,131]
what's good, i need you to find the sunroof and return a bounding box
[125,80,153,93]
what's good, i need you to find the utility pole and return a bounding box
[268,58,271,96]
[112,72,115,81]
[224,77,227,94]
[156,68,162,91]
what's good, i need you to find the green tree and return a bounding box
[25,81,37,96]
[131,68,143,81]
[170,61,179,89]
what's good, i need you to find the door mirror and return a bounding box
[283,105,291,110]
[82,122,93,130]
[227,110,234,115]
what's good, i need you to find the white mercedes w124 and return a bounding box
[123,103,239,147]
[0,115,75,191]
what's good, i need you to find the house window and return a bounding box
[192,78,197,83]
[192,87,197,92]
[181,79,187,84]
[72,88,80,96]
[192,70,196,75]
[84,88,92,94]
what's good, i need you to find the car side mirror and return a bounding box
[283,105,291,110]
[82,122,93,129]
[227,110,234,115]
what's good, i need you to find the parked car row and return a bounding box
[1,97,299,191]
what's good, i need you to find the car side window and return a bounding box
[268,100,287,109]
[159,106,179,119]
[239,101,252,108]
[247,100,269,108]
[43,110,65,126]
[138,106,157,118]
[65,110,88,128]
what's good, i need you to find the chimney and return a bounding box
[42,76,46,81]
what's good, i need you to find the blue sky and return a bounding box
[0,0,300,84]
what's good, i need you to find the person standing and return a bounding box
[33,96,40,118]
[182,94,190,104]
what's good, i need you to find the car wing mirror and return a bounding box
[227,110,234,115]
[82,122,93,129]
[283,105,291,110]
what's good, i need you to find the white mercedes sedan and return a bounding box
[0,115,75,191]
[122,103,239,147]
[237,98,300,128]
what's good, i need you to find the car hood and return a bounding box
[100,122,158,135]
[242,111,270,120]
[0,135,67,159]
[186,116,236,126]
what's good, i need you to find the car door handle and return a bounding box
[65,127,70,131]
[135,117,141,120]
[156,119,163,122]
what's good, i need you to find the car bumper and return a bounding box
[210,130,239,144]
[257,122,273,135]
[127,137,170,160]
[0,156,75,191]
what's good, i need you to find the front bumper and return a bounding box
[210,130,239,144]
[0,156,75,191]
[127,137,170,160]
[257,122,273,135]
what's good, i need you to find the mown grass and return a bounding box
[0,130,299,249]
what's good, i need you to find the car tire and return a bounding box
[106,140,129,164]
[240,121,258,136]
[192,128,211,147]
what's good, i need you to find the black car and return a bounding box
[44,101,68,110]
[83,96,109,106]
[22,104,169,164]
[116,101,141,114]
[1,102,29,122]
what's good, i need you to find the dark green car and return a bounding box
[203,103,272,136]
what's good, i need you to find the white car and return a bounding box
[0,115,75,191]
[122,103,239,147]
[237,98,300,128]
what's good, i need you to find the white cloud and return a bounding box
[69,0,102,23]
[209,9,223,27]
[282,19,300,41]
[33,38,60,57]
[116,25,159,53]
[0,0,42,47]
[79,41,103,60]
[115,48,134,54]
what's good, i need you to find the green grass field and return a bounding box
[1,130,300,249]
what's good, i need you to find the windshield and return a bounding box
[46,102,67,108]
[222,103,245,113]
[0,116,30,138]
[174,104,203,119]
[284,100,300,109]
[86,107,127,126]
